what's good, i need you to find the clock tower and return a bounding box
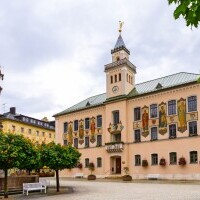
[105,27,136,99]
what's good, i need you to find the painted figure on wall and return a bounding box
[159,102,167,135]
[68,123,73,144]
[90,118,96,136]
[79,121,84,139]
[141,106,149,137]
[90,117,96,143]
[177,98,187,133]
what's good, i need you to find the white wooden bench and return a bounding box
[23,182,46,196]
[74,173,84,178]
[147,174,161,180]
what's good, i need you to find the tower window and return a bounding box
[115,74,117,82]
[119,73,121,81]
[110,76,113,84]
[116,56,120,61]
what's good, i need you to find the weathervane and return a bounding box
[119,21,124,33]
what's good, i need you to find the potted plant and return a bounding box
[122,167,132,181]
[159,158,166,166]
[179,157,186,166]
[87,162,96,180]
[142,159,148,167]
[77,163,83,169]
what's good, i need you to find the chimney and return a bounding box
[10,107,16,115]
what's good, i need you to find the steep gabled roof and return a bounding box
[54,72,199,117]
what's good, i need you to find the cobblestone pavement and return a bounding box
[8,179,200,200]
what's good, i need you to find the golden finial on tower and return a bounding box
[119,21,124,33]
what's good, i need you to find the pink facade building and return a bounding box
[54,32,200,180]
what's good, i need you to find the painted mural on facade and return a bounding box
[67,122,73,144]
[142,106,149,137]
[177,98,187,133]
[90,117,96,143]
[159,102,167,135]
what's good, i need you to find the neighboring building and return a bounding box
[54,31,200,180]
[0,107,55,144]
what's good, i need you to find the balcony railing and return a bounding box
[105,142,124,153]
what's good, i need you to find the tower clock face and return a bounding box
[112,86,119,93]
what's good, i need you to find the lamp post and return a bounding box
[0,67,4,131]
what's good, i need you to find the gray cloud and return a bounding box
[0,0,200,119]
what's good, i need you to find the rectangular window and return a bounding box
[135,155,141,166]
[97,157,102,167]
[85,136,89,148]
[114,133,121,142]
[36,131,39,137]
[63,140,68,146]
[28,129,31,134]
[42,132,45,137]
[168,100,176,115]
[151,127,158,140]
[21,127,24,133]
[12,125,15,132]
[85,118,90,129]
[49,133,52,138]
[169,124,176,139]
[97,135,102,146]
[134,107,141,121]
[190,151,198,164]
[150,104,158,118]
[113,111,119,124]
[97,115,102,128]
[74,138,78,149]
[151,154,158,165]
[169,152,177,164]
[63,122,68,133]
[188,96,197,112]
[189,121,197,136]
[85,158,89,168]
[74,120,78,131]
[134,129,141,142]
[119,73,121,81]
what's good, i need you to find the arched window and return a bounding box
[110,76,113,84]
[119,73,121,81]
[115,74,117,82]
[116,56,120,61]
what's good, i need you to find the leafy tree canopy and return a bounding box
[168,0,200,28]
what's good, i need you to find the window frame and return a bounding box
[63,122,68,133]
[85,158,89,168]
[97,135,102,146]
[169,152,177,165]
[113,110,120,124]
[74,138,78,149]
[168,100,177,116]
[150,104,158,118]
[74,120,79,132]
[85,118,90,130]
[151,153,158,165]
[135,154,141,166]
[190,151,198,164]
[97,157,102,168]
[97,115,102,128]
[134,129,141,143]
[85,136,90,148]
[151,126,158,141]
[169,124,177,139]
[189,121,197,136]
[187,96,197,112]
[134,107,141,121]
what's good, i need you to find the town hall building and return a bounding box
[54,28,200,180]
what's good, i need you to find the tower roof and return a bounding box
[114,34,126,49]
[111,34,130,55]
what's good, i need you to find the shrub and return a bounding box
[142,159,148,167]
[159,158,166,166]
[179,157,186,166]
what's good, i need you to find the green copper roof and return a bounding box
[54,72,199,117]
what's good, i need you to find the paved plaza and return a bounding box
[7,179,200,200]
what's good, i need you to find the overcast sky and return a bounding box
[0,0,200,120]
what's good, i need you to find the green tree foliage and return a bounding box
[40,142,81,192]
[0,131,38,198]
[168,0,200,27]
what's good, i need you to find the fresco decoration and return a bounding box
[79,119,84,139]
[107,121,124,134]
[159,102,167,135]
[90,117,96,143]
[141,106,149,137]
[67,122,73,144]
[79,139,84,145]
[177,98,187,133]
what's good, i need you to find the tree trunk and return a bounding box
[56,170,60,192]
[4,169,8,198]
